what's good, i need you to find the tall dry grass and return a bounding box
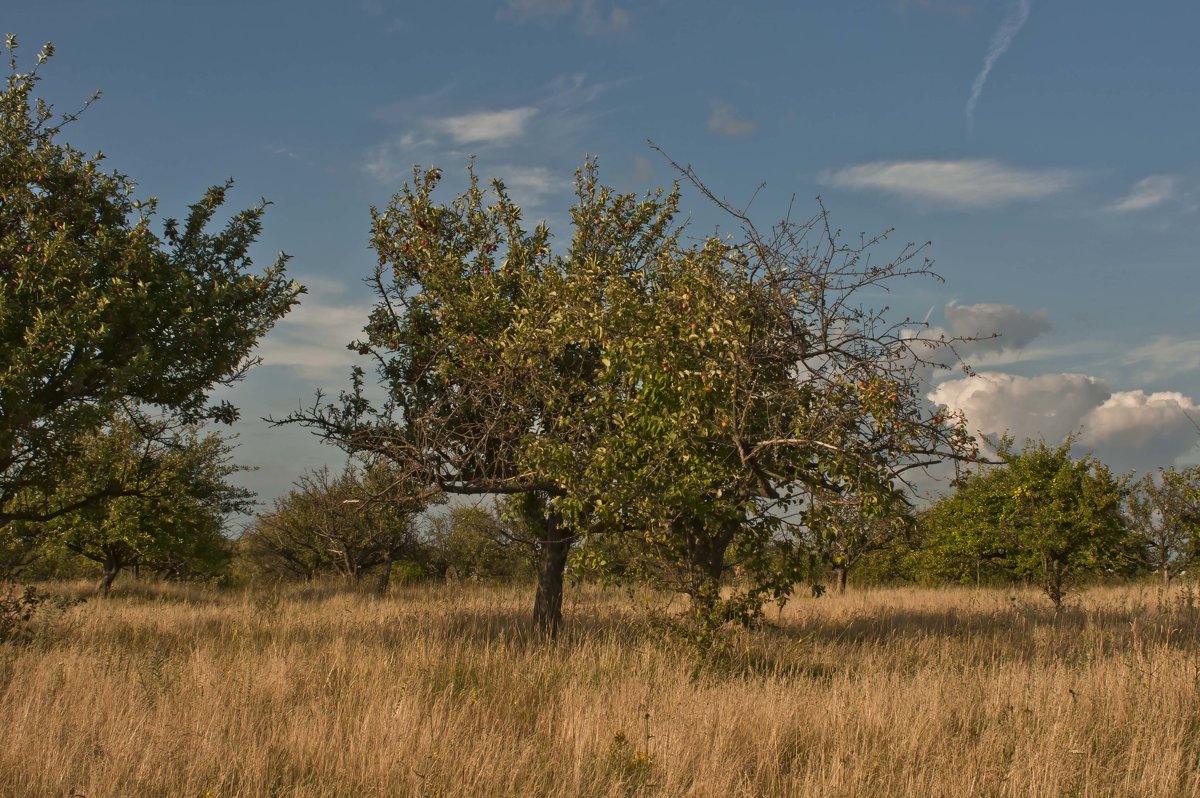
[2,579,1199,797]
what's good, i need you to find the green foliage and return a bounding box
[238,462,423,584]
[286,159,977,639]
[428,505,536,582]
[27,417,249,593]
[1127,466,1200,585]
[921,439,1135,606]
[0,38,302,527]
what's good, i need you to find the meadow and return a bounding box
[2,581,1199,797]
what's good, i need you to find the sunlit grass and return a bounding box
[2,580,1199,796]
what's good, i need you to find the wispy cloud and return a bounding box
[255,281,373,380]
[1122,335,1200,382]
[1110,175,1178,212]
[432,107,538,146]
[966,0,1032,132]
[491,164,572,208]
[502,0,629,36]
[363,74,614,184]
[892,0,978,18]
[707,100,756,139]
[824,159,1074,208]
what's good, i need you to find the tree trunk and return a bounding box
[834,566,848,594]
[98,557,120,597]
[1162,562,1171,590]
[376,549,394,596]
[532,510,572,639]
[1043,556,1065,610]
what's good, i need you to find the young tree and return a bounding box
[34,418,251,595]
[0,39,302,527]
[922,439,1133,607]
[804,488,916,593]
[240,462,423,592]
[1127,466,1200,587]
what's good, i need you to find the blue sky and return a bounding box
[10,0,1200,509]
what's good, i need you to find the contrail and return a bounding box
[966,0,1032,132]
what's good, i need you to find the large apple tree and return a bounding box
[284,158,977,637]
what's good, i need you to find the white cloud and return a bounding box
[707,100,756,138]
[930,372,1200,474]
[929,372,1109,445]
[1078,391,1200,474]
[255,285,372,380]
[966,0,1032,132]
[1123,335,1200,382]
[1110,175,1178,212]
[432,107,538,146]
[491,164,571,208]
[824,159,1074,208]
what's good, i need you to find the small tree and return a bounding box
[805,488,916,593]
[1127,466,1200,587]
[241,462,423,592]
[34,418,251,595]
[427,505,536,581]
[0,39,302,528]
[922,439,1133,608]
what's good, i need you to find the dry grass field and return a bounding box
[2,580,1200,797]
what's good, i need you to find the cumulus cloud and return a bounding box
[824,159,1074,208]
[707,100,756,138]
[966,0,1032,132]
[432,107,538,146]
[906,302,1051,375]
[944,302,1051,353]
[929,372,1110,445]
[930,372,1200,474]
[1109,175,1178,212]
[1077,391,1200,473]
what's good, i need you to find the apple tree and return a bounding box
[0,38,302,527]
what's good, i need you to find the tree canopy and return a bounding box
[0,38,302,526]
[284,158,979,636]
[922,438,1135,607]
[14,416,252,594]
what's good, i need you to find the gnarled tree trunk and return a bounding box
[532,510,573,639]
[98,554,122,597]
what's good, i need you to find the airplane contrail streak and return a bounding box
[966,0,1032,133]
